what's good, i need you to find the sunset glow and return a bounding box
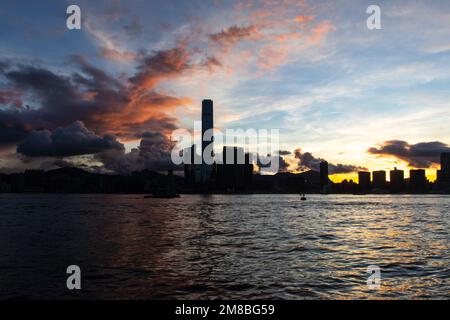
[0,0,449,175]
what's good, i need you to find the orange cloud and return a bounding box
[204,0,334,75]
[293,15,314,24]
[309,21,335,44]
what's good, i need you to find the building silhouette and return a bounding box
[372,170,387,190]
[319,161,330,192]
[441,153,450,178]
[390,167,405,193]
[334,179,357,194]
[201,99,214,185]
[183,100,253,193]
[437,152,450,192]
[0,167,185,194]
[184,144,202,188]
[358,171,371,193]
[409,169,427,193]
[215,147,253,192]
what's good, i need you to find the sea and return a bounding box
[0,194,448,299]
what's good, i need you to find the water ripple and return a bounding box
[0,194,448,299]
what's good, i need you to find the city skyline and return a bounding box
[1,0,450,183]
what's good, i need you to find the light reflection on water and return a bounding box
[0,194,448,299]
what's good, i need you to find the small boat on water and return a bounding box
[300,193,307,201]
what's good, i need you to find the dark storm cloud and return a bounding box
[0,90,23,108]
[95,131,177,174]
[294,148,367,174]
[0,53,186,145]
[17,121,124,157]
[0,111,29,146]
[278,150,291,156]
[129,47,191,88]
[0,58,129,134]
[255,154,288,172]
[368,140,450,168]
[0,44,219,172]
[6,65,79,107]
[278,156,290,172]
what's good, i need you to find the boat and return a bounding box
[300,193,307,201]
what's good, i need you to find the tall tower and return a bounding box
[441,153,450,179]
[201,99,214,185]
[320,160,329,192]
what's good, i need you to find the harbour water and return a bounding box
[0,194,448,299]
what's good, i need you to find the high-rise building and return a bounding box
[441,152,450,180]
[244,153,254,189]
[436,153,450,192]
[409,169,426,193]
[319,161,329,192]
[358,171,371,192]
[217,146,247,191]
[372,170,387,189]
[184,144,202,187]
[390,167,405,193]
[201,99,214,185]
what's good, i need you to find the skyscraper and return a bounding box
[319,161,329,192]
[409,169,426,193]
[441,152,450,180]
[358,171,371,193]
[183,144,201,187]
[437,152,450,192]
[218,146,246,191]
[201,99,214,185]
[372,170,387,189]
[390,167,405,193]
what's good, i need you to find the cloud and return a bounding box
[293,15,314,24]
[255,154,288,173]
[202,56,222,72]
[0,90,23,108]
[294,148,367,174]
[17,121,124,157]
[368,140,450,168]
[0,53,191,144]
[209,25,260,45]
[0,110,29,146]
[95,131,176,174]
[204,2,332,73]
[129,47,192,89]
[308,21,335,44]
[278,150,292,156]
[0,1,337,173]
[100,47,136,62]
[0,40,219,172]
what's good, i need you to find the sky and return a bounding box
[1,0,450,181]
